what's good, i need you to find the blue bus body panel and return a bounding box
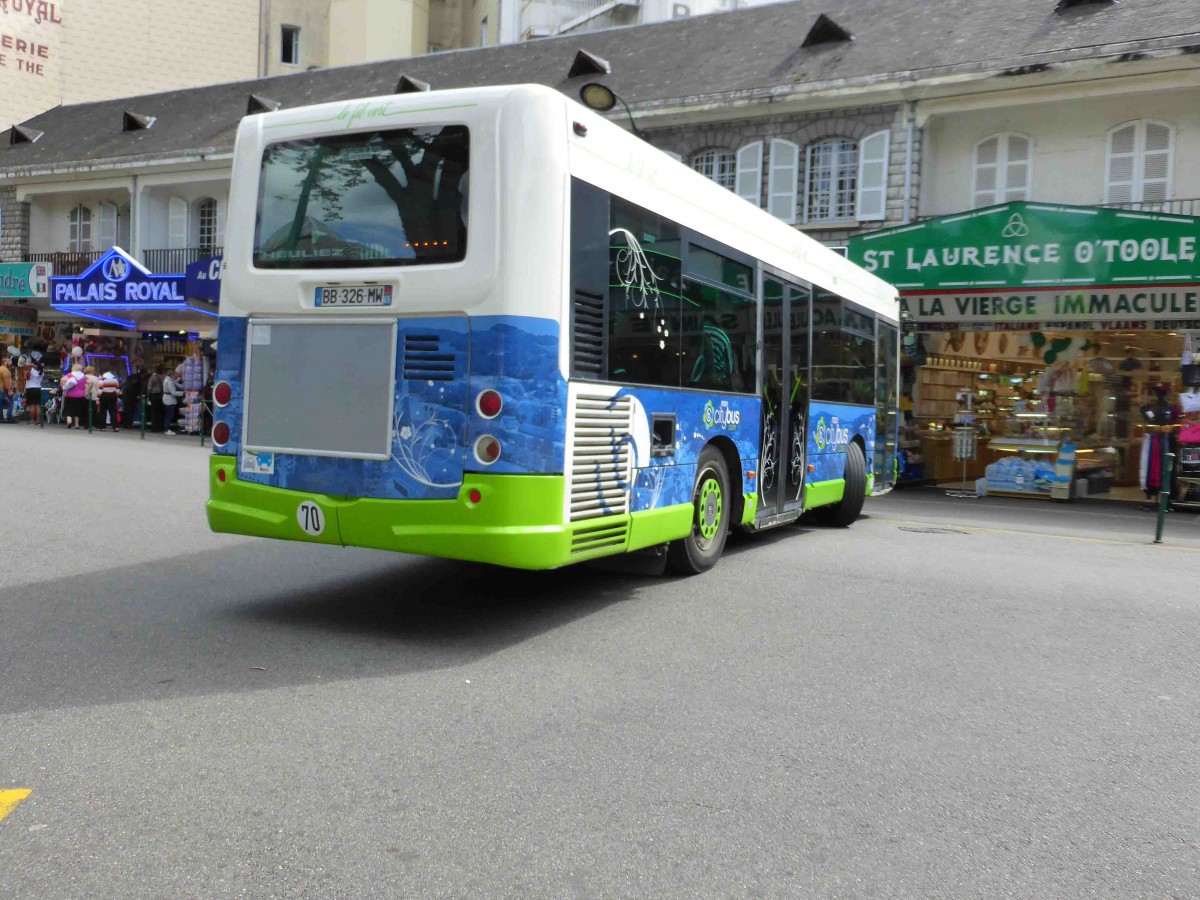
[212,315,567,500]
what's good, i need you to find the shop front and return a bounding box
[849,202,1200,506]
[43,247,219,431]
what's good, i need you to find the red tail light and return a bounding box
[213,381,232,407]
[212,421,231,447]
[474,434,501,464]
[476,389,503,418]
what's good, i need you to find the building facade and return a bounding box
[2,0,1198,500]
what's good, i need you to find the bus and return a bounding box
[206,83,900,574]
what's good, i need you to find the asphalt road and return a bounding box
[3,423,1200,898]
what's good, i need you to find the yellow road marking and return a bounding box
[875,517,1200,552]
[0,789,32,824]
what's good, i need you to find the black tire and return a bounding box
[667,446,731,575]
[821,441,866,527]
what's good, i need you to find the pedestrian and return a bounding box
[82,365,100,429]
[162,367,182,434]
[0,356,13,424]
[147,366,164,432]
[97,367,120,431]
[61,363,88,429]
[121,368,143,429]
[24,358,44,425]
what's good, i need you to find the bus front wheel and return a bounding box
[820,441,866,527]
[667,446,731,575]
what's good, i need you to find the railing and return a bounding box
[1098,198,1200,217]
[141,247,222,274]
[27,250,104,276]
[915,198,1200,222]
[25,246,222,276]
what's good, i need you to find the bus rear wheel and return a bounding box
[667,446,731,575]
[820,441,866,527]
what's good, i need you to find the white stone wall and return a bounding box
[921,85,1200,216]
[647,104,917,247]
[1,0,261,125]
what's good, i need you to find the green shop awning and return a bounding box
[847,202,1200,331]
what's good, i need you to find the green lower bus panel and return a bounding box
[207,457,696,570]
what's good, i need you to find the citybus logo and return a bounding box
[813,416,850,452]
[703,399,740,431]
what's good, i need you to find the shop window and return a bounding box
[606,196,683,388]
[973,134,1032,207]
[811,288,875,405]
[1106,120,1173,206]
[68,204,92,252]
[691,149,736,191]
[281,26,301,66]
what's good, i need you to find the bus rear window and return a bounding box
[253,125,469,269]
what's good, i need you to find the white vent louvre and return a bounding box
[568,393,634,522]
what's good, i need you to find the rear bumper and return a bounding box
[206,456,691,569]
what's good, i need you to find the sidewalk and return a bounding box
[2,418,213,448]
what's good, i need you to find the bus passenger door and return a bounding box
[759,275,810,520]
[784,280,811,512]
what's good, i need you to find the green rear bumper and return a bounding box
[206,456,694,570]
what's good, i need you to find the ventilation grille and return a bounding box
[572,289,605,377]
[570,520,630,555]
[402,333,454,382]
[568,393,634,522]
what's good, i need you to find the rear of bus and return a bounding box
[206,85,580,568]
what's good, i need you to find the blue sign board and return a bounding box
[50,247,193,329]
[185,255,222,302]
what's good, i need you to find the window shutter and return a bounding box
[1141,121,1172,205]
[215,200,227,249]
[168,197,188,249]
[735,141,763,207]
[767,139,799,224]
[1105,124,1137,204]
[1003,135,1031,202]
[855,129,889,220]
[98,201,118,250]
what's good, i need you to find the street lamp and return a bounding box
[579,82,645,141]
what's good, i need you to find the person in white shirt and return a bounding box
[97,369,121,431]
[162,369,183,434]
[24,359,44,425]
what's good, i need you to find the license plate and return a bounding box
[315,284,393,307]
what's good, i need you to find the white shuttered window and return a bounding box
[691,149,736,190]
[735,141,763,207]
[973,134,1032,207]
[767,139,799,224]
[98,201,118,250]
[1105,120,1174,206]
[168,197,188,249]
[856,129,890,221]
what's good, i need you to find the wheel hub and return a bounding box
[697,477,723,542]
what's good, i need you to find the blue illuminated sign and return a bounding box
[51,247,191,329]
[185,255,222,303]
